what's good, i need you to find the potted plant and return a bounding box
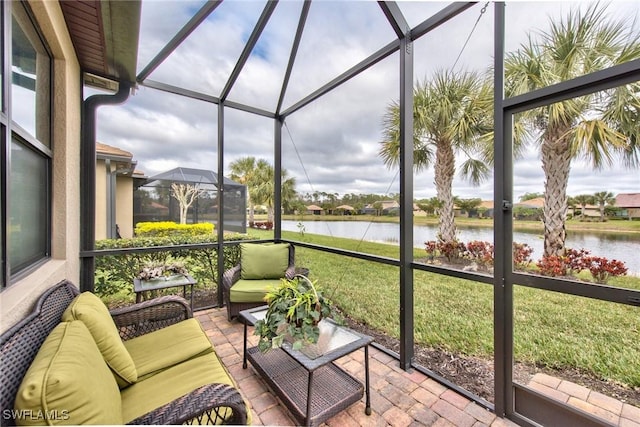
[254,275,336,354]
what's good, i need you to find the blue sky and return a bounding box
[94,1,640,202]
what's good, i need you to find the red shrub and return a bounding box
[584,256,628,284]
[424,241,438,259]
[465,240,494,267]
[513,242,534,269]
[438,239,466,262]
[536,255,568,277]
[564,248,591,274]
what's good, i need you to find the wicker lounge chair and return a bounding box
[0,281,248,425]
[222,242,300,321]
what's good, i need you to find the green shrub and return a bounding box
[134,221,214,237]
[94,233,249,298]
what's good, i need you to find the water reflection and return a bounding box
[282,220,640,275]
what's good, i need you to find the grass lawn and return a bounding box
[246,228,640,389]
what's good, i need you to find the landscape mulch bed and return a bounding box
[344,315,640,409]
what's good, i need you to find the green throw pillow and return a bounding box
[15,321,123,425]
[240,243,290,279]
[62,292,137,387]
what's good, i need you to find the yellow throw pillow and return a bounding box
[240,243,290,279]
[15,321,123,425]
[62,292,137,387]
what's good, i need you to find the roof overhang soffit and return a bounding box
[60,0,141,90]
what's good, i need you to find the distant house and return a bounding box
[306,205,323,215]
[615,193,640,220]
[95,142,145,239]
[478,200,494,218]
[453,200,494,218]
[516,197,545,209]
[363,200,399,215]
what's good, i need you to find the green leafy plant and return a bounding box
[254,275,336,352]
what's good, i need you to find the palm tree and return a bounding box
[229,157,275,224]
[573,194,594,221]
[252,164,297,223]
[593,191,616,222]
[505,4,640,257]
[380,69,493,243]
[229,157,260,224]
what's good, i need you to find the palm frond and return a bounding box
[459,158,491,186]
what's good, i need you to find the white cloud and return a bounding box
[95,0,640,202]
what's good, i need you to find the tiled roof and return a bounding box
[96,142,133,159]
[615,193,640,208]
[516,197,545,208]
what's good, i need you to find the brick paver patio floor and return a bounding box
[196,308,637,426]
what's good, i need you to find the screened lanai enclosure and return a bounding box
[135,167,247,232]
[75,1,640,426]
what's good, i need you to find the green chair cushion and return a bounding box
[230,278,283,303]
[120,352,250,424]
[124,318,214,379]
[240,243,289,280]
[62,292,137,387]
[15,321,123,425]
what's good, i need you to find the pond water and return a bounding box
[282,220,640,275]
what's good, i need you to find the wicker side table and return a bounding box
[240,306,372,427]
[134,275,196,312]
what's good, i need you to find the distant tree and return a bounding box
[372,201,383,217]
[252,165,297,223]
[229,157,264,224]
[455,198,482,218]
[171,183,205,224]
[573,194,594,221]
[593,191,616,222]
[604,205,620,218]
[417,197,442,216]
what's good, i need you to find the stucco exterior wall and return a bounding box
[1,1,81,333]
[95,159,108,240]
[116,176,134,238]
[94,160,134,240]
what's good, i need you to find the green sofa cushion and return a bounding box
[240,243,289,279]
[121,352,250,424]
[15,321,123,425]
[124,318,214,379]
[230,278,283,303]
[62,292,137,387]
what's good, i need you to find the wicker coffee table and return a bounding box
[240,306,373,427]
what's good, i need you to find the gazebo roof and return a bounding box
[145,167,243,188]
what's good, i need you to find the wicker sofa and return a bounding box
[222,242,299,321]
[0,280,249,425]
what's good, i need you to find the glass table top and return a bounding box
[243,307,372,365]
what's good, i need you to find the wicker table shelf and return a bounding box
[134,275,196,312]
[240,306,373,427]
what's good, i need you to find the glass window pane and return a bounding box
[10,137,48,272]
[11,3,50,145]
